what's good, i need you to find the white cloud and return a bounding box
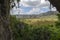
[22,1,41,7]
[38,0,50,8]
[19,0,50,14]
[51,7,57,11]
[10,7,25,15]
[21,0,40,2]
[41,0,45,3]
[11,0,57,15]
[27,8,40,14]
[16,8,41,15]
[20,0,50,7]
[25,7,49,15]
[20,2,30,7]
[20,0,40,7]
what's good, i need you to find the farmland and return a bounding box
[20,15,58,25]
[10,14,60,40]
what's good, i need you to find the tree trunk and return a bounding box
[0,0,11,40]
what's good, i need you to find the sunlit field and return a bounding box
[20,15,58,25]
[10,15,60,40]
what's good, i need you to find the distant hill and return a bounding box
[16,11,59,18]
[39,11,59,16]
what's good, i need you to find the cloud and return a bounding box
[25,7,50,15]
[20,0,39,7]
[11,0,57,15]
[22,1,41,7]
[39,1,50,7]
[26,8,40,14]
[10,7,25,15]
[51,7,57,11]
[20,0,56,10]
[20,0,50,7]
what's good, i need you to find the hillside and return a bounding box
[16,11,59,18]
[20,15,58,25]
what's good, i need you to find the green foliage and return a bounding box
[10,15,60,40]
[57,14,60,20]
[55,14,60,28]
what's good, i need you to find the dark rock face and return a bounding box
[49,0,60,12]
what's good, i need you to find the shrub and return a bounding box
[10,15,60,40]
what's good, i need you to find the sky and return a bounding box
[10,0,57,15]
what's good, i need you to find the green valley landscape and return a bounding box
[1,0,60,40]
[10,14,60,40]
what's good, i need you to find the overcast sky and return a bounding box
[10,0,57,15]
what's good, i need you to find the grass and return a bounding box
[19,15,58,25]
[11,15,60,40]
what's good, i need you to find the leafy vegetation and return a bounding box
[10,15,60,40]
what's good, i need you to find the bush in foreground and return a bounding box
[10,16,60,40]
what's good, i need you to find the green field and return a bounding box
[20,15,58,25]
[11,15,60,40]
